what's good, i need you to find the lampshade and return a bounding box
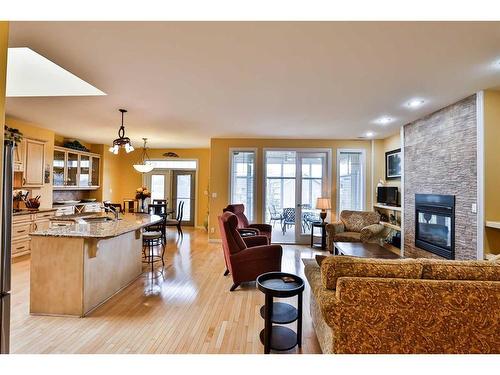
[133,138,154,173]
[316,197,331,210]
[133,163,154,173]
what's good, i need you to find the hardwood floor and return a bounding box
[10,227,322,354]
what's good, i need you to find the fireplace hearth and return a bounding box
[415,194,455,259]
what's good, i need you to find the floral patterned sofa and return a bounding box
[303,255,500,353]
[325,210,385,252]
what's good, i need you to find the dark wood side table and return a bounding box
[256,272,305,354]
[310,221,327,250]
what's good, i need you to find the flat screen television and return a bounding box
[377,186,399,206]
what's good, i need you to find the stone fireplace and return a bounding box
[403,95,478,260]
[415,194,455,259]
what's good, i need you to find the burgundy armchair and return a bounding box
[223,204,272,243]
[218,212,282,291]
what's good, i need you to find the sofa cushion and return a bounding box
[340,210,380,232]
[334,232,361,242]
[421,259,500,281]
[321,256,423,290]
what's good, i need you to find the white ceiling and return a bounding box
[6,21,500,148]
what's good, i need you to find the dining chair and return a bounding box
[166,200,184,236]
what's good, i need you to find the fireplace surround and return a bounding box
[415,194,455,259]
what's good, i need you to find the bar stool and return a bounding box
[142,231,165,277]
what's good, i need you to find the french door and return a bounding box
[144,169,196,226]
[264,149,330,244]
[171,170,196,226]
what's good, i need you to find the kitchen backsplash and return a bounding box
[53,190,92,202]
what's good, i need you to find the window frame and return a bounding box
[336,148,366,218]
[228,148,258,222]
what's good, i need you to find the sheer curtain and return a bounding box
[338,151,364,213]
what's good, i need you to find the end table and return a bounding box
[257,272,304,354]
[310,221,327,250]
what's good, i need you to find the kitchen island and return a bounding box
[29,213,162,317]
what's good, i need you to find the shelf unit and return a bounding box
[485,221,500,230]
[380,221,401,231]
[374,203,401,212]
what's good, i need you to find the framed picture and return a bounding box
[385,148,401,180]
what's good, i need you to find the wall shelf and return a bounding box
[374,203,402,212]
[380,221,401,231]
[485,221,500,230]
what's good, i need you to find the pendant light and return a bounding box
[133,138,154,173]
[109,109,135,154]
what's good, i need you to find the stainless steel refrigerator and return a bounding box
[1,139,13,354]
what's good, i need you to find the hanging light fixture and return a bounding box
[133,138,154,173]
[109,109,135,154]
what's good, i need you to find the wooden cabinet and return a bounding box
[52,146,100,190]
[12,210,56,258]
[23,139,46,187]
[13,139,25,172]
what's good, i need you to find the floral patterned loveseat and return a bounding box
[303,255,500,353]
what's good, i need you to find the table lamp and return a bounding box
[316,197,331,223]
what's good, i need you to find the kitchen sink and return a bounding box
[81,216,116,223]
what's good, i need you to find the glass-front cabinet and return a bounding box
[53,150,66,187]
[52,146,101,189]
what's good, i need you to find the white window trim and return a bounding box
[228,148,258,223]
[336,148,367,218]
[262,147,333,231]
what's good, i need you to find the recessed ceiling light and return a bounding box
[374,116,394,125]
[406,98,425,109]
[493,59,500,69]
[366,131,375,138]
[6,47,106,97]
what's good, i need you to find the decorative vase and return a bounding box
[140,199,145,213]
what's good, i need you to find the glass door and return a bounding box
[264,150,330,244]
[296,152,328,244]
[172,170,196,226]
[79,155,90,187]
[66,152,79,187]
[91,156,100,187]
[53,150,65,187]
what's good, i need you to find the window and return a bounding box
[230,150,255,221]
[337,150,365,213]
[150,174,165,201]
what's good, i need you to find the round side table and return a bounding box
[256,272,305,354]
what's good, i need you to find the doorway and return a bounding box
[264,149,331,244]
[143,161,197,226]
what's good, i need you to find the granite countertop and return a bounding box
[30,213,162,239]
[13,208,58,216]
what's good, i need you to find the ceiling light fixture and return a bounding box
[109,109,134,154]
[133,138,154,173]
[366,131,375,138]
[406,98,425,109]
[374,116,394,125]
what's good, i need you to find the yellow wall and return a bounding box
[116,148,210,227]
[208,138,373,239]
[6,116,56,208]
[0,22,8,233]
[372,132,402,201]
[484,90,500,255]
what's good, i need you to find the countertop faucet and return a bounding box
[102,205,120,220]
